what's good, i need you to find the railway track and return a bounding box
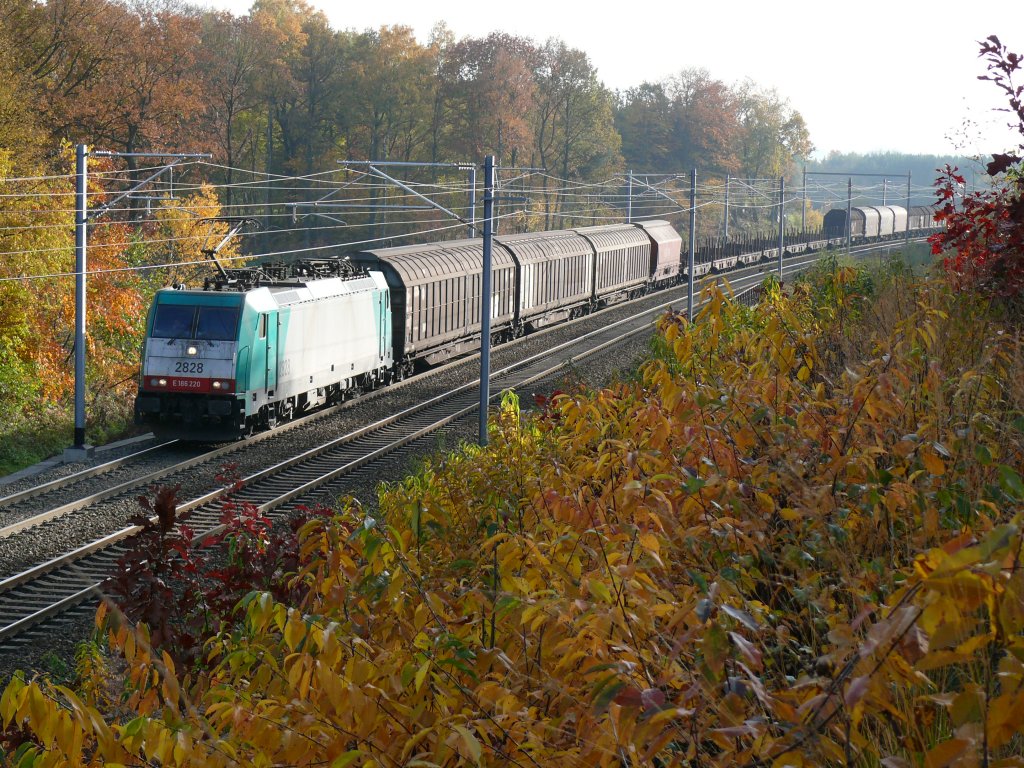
[0,380,396,547]
[0,242,914,654]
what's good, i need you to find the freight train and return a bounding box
[823,204,939,241]
[134,208,938,440]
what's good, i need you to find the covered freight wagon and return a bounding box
[575,223,652,304]
[823,205,909,240]
[634,219,683,284]
[496,229,594,330]
[354,239,517,369]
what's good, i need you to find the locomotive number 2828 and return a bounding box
[174,361,205,373]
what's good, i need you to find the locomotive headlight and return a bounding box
[158,378,167,386]
[187,346,198,356]
[212,381,221,389]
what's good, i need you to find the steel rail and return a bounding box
[0,271,728,641]
[0,338,478,538]
[0,441,176,509]
[0,402,345,539]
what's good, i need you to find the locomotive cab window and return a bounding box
[151,303,240,340]
[152,304,196,338]
[196,307,240,340]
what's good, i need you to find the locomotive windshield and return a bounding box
[195,307,240,340]
[152,304,240,340]
[152,305,195,338]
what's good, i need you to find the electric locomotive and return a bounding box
[134,260,392,440]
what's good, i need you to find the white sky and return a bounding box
[193,0,1024,158]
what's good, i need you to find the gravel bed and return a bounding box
[0,435,162,498]
[0,292,666,688]
[0,444,213,534]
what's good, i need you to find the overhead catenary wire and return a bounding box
[0,167,937,213]
[0,175,930,234]
[1,158,942,281]
[0,212,536,283]
[2,174,737,268]
[0,192,735,266]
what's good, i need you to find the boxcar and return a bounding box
[576,223,653,304]
[909,205,937,232]
[496,229,594,330]
[354,239,516,369]
[823,205,910,241]
[634,219,683,285]
[888,205,908,237]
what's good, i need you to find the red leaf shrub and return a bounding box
[931,36,1024,300]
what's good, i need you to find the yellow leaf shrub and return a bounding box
[3,266,1023,766]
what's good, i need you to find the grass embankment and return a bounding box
[0,402,136,477]
[3,253,1024,766]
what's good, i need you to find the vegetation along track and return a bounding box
[0,244,892,652]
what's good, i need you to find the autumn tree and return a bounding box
[426,23,457,166]
[444,33,538,164]
[734,80,813,179]
[0,14,48,160]
[932,35,1024,300]
[341,26,434,163]
[532,40,622,226]
[617,73,810,194]
[665,68,741,176]
[2,0,123,143]
[615,81,675,172]
[278,8,345,174]
[0,144,150,465]
[149,184,243,286]
[64,0,209,172]
[0,154,71,427]
[198,9,278,208]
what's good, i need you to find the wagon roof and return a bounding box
[357,238,514,285]
[573,223,650,250]
[633,219,683,248]
[494,229,592,263]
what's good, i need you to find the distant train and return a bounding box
[823,204,939,241]
[134,209,940,440]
